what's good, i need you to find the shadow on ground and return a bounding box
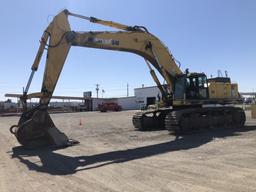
[10,126,256,175]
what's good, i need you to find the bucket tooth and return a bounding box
[10,108,78,148]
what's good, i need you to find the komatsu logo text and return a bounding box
[87,37,119,45]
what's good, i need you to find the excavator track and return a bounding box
[132,112,145,130]
[165,106,246,135]
[132,109,172,131]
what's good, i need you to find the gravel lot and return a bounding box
[0,110,256,192]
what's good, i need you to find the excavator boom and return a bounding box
[30,10,182,105]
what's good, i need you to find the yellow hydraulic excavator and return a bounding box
[10,10,245,148]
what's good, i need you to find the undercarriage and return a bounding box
[133,106,246,134]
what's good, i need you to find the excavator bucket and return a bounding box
[10,108,79,149]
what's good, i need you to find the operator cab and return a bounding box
[174,72,209,100]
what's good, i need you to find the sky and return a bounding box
[0,0,255,100]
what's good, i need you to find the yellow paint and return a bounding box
[208,82,238,99]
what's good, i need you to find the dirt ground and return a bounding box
[0,110,256,192]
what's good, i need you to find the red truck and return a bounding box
[98,102,122,112]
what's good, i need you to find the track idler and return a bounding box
[10,107,79,149]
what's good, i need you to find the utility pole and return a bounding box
[127,83,129,97]
[96,84,99,99]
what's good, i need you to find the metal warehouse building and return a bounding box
[134,86,161,109]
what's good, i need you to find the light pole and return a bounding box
[96,84,99,99]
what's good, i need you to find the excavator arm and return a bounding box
[10,10,182,148]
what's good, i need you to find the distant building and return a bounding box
[134,86,161,109]
[91,85,161,110]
